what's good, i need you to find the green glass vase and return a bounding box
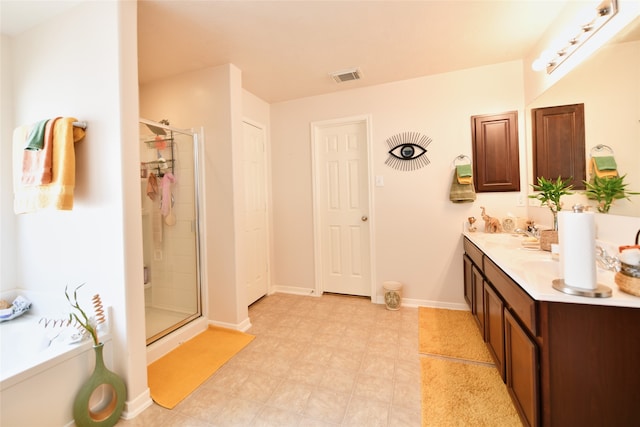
[73,343,127,427]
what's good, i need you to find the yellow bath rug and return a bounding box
[420,357,521,426]
[147,326,254,409]
[418,307,493,363]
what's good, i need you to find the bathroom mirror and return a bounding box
[526,16,640,217]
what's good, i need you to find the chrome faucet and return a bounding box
[596,245,620,272]
[514,225,540,239]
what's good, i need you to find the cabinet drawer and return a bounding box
[485,257,537,335]
[464,238,484,269]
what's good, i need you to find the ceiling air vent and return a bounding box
[329,68,362,83]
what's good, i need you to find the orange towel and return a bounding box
[146,173,158,200]
[21,117,61,185]
[14,117,86,213]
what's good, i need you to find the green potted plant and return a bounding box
[583,174,639,213]
[529,176,574,231]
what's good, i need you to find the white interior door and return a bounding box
[243,121,269,305]
[314,119,371,297]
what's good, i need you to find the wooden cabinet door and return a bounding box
[484,283,505,378]
[471,111,520,192]
[505,309,539,427]
[532,103,585,190]
[463,255,473,309]
[472,266,485,337]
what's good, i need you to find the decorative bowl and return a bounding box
[620,262,640,278]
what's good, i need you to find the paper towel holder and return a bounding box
[552,279,612,298]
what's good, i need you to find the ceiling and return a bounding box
[6,1,633,104]
[136,1,572,103]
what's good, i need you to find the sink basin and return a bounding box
[475,233,523,248]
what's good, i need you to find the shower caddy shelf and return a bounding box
[141,132,175,178]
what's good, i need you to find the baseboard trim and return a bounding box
[121,388,153,420]
[208,317,253,333]
[271,285,318,297]
[272,288,468,310]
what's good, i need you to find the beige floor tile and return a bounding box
[122,293,426,427]
[327,349,365,372]
[298,344,334,365]
[342,396,390,427]
[392,377,421,410]
[353,372,395,403]
[298,417,340,427]
[318,366,358,395]
[211,397,263,426]
[174,386,231,421]
[206,364,252,395]
[251,406,302,426]
[286,360,327,386]
[388,404,422,427]
[359,353,396,378]
[303,388,350,424]
[233,370,282,403]
[267,380,314,414]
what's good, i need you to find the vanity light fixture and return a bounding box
[532,0,618,74]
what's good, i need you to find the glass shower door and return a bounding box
[139,119,202,345]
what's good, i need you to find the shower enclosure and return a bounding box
[139,119,202,345]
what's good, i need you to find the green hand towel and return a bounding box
[593,156,617,171]
[24,119,48,151]
[449,171,476,203]
[456,164,473,177]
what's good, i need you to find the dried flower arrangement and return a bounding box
[64,283,106,346]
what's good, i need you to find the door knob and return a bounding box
[361,216,368,222]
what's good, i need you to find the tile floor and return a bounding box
[119,293,422,426]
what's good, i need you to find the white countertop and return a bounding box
[463,231,640,309]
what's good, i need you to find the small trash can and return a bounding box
[383,281,402,310]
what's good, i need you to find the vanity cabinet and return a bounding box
[463,255,473,307]
[504,309,539,427]
[463,236,640,426]
[464,238,538,426]
[463,238,486,334]
[483,283,505,379]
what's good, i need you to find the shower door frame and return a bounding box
[140,118,204,345]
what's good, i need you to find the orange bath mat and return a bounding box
[147,326,254,409]
[418,307,493,363]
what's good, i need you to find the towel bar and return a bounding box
[72,121,87,129]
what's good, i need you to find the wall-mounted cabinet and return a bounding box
[531,103,585,190]
[471,111,520,192]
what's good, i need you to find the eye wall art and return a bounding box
[385,131,432,171]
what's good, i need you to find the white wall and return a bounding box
[139,65,252,328]
[271,61,530,307]
[0,1,150,423]
[0,34,16,287]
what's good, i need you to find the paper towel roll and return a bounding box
[558,209,597,290]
